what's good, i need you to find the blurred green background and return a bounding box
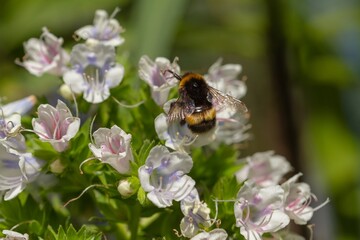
[1,0,359,239]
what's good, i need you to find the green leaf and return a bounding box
[44,225,102,240]
[137,187,146,205]
[212,176,240,200]
[137,140,156,166]
[57,226,66,240]
[66,225,77,239]
[44,226,58,240]
[32,149,58,161]
[211,176,241,217]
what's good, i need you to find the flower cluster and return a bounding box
[0,8,328,240]
[233,152,330,239]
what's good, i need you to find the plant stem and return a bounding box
[129,203,141,240]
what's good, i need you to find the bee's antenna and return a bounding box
[162,69,182,81]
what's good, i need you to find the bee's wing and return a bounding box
[207,86,248,114]
[167,95,195,122]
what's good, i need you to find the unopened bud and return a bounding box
[59,84,74,101]
[117,178,138,198]
[50,159,65,174]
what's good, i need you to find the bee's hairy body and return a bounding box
[179,73,216,133]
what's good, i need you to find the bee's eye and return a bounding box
[192,82,198,88]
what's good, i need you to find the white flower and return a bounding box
[89,125,133,174]
[155,100,215,153]
[281,173,329,225]
[234,183,290,240]
[1,95,37,117]
[235,151,292,187]
[63,42,124,103]
[0,95,37,153]
[180,189,212,238]
[0,113,26,153]
[75,9,125,47]
[138,55,180,106]
[212,111,251,146]
[32,100,80,152]
[1,230,29,240]
[138,145,195,208]
[0,144,42,201]
[204,58,247,100]
[17,27,69,77]
[190,229,228,240]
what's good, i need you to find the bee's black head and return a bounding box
[180,73,209,102]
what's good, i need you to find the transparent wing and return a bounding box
[207,85,248,115]
[167,94,195,122]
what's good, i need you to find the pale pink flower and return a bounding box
[89,125,133,174]
[138,55,180,106]
[32,100,80,152]
[205,58,247,100]
[281,173,329,225]
[75,9,125,47]
[235,151,292,187]
[17,27,69,77]
[234,183,290,240]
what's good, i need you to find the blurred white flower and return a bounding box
[0,144,42,201]
[75,9,125,47]
[138,55,180,106]
[205,58,247,100]
[138,145,195,208]
[282,173,329,225]
[180,189,212,238]
[1,230,29,240]
[234,183,290,240]
[63,41,124,103]
[235,151,292,187]
[32,100,80,152]
[1,95,37,117]
[212,111,251,146]
[89,125,133,174]
[190,229,228,240]
[17,27,69,77]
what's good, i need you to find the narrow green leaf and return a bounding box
[137,187,146,205]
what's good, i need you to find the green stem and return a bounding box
[129,203,141,240]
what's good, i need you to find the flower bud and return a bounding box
[59,84,74,101]
[50,159,65,174]
[117,178,138,198]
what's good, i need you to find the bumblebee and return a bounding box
[166,71,248,134]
